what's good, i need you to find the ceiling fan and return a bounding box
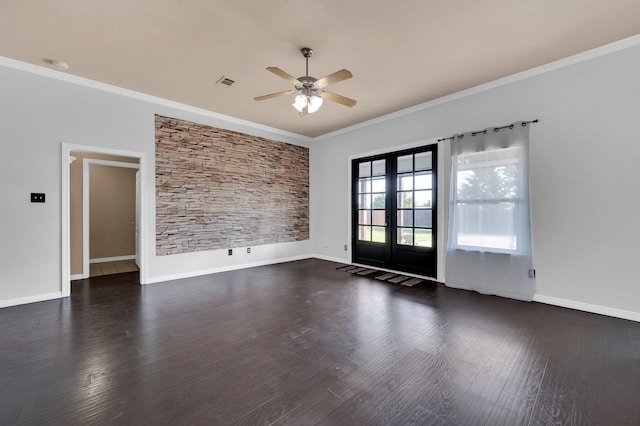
[254,47,356,116]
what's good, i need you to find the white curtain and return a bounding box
[445,122,534,301]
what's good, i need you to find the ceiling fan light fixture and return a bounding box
[307,94,323,113]
[255,47,355,115]
[292,94,307,112]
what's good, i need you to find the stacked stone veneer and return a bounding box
[155,115,309,256]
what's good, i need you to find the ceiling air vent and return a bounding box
[43,58,69,70]
[216,76,235,87]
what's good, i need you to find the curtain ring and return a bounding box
[509,125,514,129]
[521,122,527,127]
[494,128,499,132]
[471,132,476,136]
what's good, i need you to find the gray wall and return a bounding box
[311,40,640,319]
[0,58,310,305]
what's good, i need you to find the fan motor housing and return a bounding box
[297,77,317,90]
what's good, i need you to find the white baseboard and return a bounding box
[90,255,136,264]
[70,274,84,281]
[145,254,314,284]
[533,294,640,323]
[312,253,350,264]
[0,291,64,308]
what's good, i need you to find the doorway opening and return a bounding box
[81,157,139,278]
[62,144,146,296]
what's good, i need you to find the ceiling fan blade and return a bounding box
[254,90,294,101]
[266,67,301,85]
[315,69,353,88]
[321,91,357,108]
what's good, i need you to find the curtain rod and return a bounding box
[437,119,539,142]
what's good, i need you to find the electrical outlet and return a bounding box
[528,269,536,278]
[247,247,251,254]
[228,249,233,256]
[31,193,45,203]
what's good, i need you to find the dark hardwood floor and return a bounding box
[1,258,639,425]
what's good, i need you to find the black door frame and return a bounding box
[351,144,437,277]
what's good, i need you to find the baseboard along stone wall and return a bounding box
[155,115,309,255]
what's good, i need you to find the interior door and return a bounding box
[352,145,437,277]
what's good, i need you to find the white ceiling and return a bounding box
[2,0,639,138]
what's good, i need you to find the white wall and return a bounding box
[311,39,640,320]
[0,59,311,307]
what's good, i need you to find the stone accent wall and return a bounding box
[155,115,309,256]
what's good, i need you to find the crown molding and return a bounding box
[0,56,312,145]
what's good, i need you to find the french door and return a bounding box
[352,145,437,277]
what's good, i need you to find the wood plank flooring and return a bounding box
[1,258,639,425]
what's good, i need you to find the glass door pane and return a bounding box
[356,159,386,243]
[395,153,433,248]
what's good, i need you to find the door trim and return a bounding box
[61,143,147,297]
